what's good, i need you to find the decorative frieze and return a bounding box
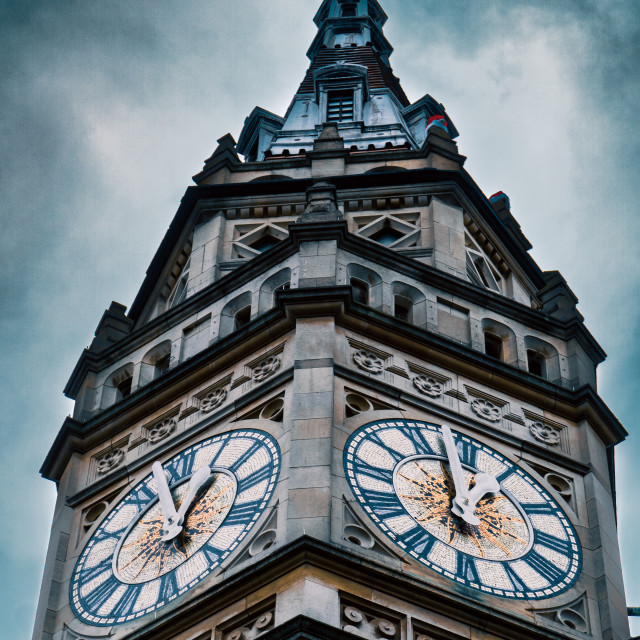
[145,417,176,444]
[412,375,443,398]
[221,601,276,640]
[200,387,228,413]
[470,397,502,422]
[96,449,126,476]
[353,349,385,374]
[529,421,561,446]
[341,600,401,640]
[252,355,282,381]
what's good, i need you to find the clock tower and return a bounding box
[33,2,631,640]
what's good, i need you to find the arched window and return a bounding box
[259,268,292,314]
[484,332,503,360]
[101,363,134,410]
[391,282,427,327]
[394,295,412,322]
[350,278,369,305]
[219,292,253,338]
[346,264,382,308]
[480,319,517,365]
[524,336,561,382]
[139,340,172,387]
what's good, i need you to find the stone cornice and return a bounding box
[122,537,579,640]
[46,286,625,486]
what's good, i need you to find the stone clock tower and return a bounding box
[33,2,631,640]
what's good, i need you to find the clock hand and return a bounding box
[441,426,499,526]
[441,424,470,504]
[466,472,500,510]
[152,462,183,542]
[175,466,212,527]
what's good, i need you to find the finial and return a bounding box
[297,180,344,223]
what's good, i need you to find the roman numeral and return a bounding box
[535,531,572,555]
[229,442,264,473]
[83,577,119,610]
[159,572,179,602]
[225,501,260,526]
[202,545,221,564]
[520,501,555,515]
[456,440,476,468]
[504,564,527,592]
[405,428,436,455]
[110,585,141,619]
[352,460,393,483]
[238,464,272,492]
[127,485,155,509]
[525,551,565,583]
[367,491,405,517]
[402,529,435,556]
[369,434,405,463]
[460,555,480,583]
[79,562,111,584]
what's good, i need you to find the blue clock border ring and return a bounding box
[70,429,281,626]
[343,420,582,600]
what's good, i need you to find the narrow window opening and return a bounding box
[484,332,503,360]
[250,234,280,253]
[350,278,369,305]
[327,90,354,122]
[154,354,171,378]
[168,257,191,308]
[115,376,133,400]
[527,349,546,377]
[394,295,412,323]
[341,4,357,16]
[234,306,252,331]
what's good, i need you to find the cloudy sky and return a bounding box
[1,0,639,636]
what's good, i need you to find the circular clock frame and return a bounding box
[70,429,280,626]
[344,420,582,600]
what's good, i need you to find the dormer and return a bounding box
[315,63,369,123]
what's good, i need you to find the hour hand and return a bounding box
[152,462,182,541]
[175,466,212,527]
[441,425,499,526]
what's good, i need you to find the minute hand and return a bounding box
[152,462,182,541]
[441,426,499,525]
[441,425,470,507]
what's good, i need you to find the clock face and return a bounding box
[344,420,582,599]
[71,429,280,626]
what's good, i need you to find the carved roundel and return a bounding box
[71,430,280,626]
[344,420,582,599]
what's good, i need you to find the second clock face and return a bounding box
[344,420,582,600]
[71,429,280,626]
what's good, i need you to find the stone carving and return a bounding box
[201,388,228,413]
[259,397,285,421]
[413,375,443,398]
[96,449,125,475]
[147,418,176,444]
[536,594,590,633]
[529,422,560,446]
[252,356,281,382]
[470,398,501,422]
[224,609,274,640]
[341,603,399,640]
[353,350,384,374]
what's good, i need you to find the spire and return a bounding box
[236,0,457,161]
